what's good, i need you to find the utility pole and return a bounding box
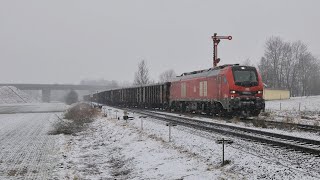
[211,33,232,67]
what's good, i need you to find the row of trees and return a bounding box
[258,37,320,96]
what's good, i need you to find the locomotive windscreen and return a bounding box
[232,66,258,86]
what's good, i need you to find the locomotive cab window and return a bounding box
[232,66,258,87]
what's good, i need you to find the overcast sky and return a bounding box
[0,0,319,84]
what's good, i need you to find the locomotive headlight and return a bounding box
[257,91,263,94]
[230,90,236,94]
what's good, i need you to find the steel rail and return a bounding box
[133,110,320,156]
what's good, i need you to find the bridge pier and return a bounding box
[42,89,51,103]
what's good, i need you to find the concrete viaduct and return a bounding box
[0,84,109,102]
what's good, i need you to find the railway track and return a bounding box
[129,109,320,156]
[247,118,320,132]
[147,110,320,133]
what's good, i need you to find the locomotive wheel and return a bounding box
[251,110,261,116]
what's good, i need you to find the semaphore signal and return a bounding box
[211,33,232,67]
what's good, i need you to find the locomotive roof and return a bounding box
[171,64,240,82]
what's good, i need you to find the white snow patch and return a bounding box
[265,96,320,125]
[266,96,320,112]
[0,113,63,179]
[0,103,68,114]
[53,106,320,179]
[0,86,39,104]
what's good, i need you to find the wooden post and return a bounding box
[280,103,281,111]
[166,122,177,142]
[169,125,172,142]
[141,118,144,130]
[222,138,225,164]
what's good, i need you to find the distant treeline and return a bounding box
[258,37,320,96]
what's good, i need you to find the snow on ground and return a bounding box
[55,106,320,180]
[0,103,67,114]
[0,103,69,179]
[1,102,318,179]
[54,118,229,179]
[265,96,320,125]
[0,86,39,104]
[0,113,64,179]
[266,96,320,112]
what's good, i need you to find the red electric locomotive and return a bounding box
[169,64,265,117]
[85,34,265,117]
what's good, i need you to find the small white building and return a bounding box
[263,88,290,100]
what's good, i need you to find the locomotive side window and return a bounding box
[199,82,203,96]
[181,82,186,97]
[199,81,207,97]
[203,81,207,96]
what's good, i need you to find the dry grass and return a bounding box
[252,119,267,128]
[230,117,240,124]
[284,115,294,123]
[260,111,271,117]
[49,103,99,135]
[7,169,17,176]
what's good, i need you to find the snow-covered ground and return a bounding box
[265,96,320,125]
[1,102,319,179]
[0,103,67,179]
[55,106,320,179]
[0,86,39,104]
[266,96,320,112]
[0,103,67,114]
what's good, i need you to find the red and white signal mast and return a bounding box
[211,33,232,67]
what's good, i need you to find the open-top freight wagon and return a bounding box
[84,82,171,109]
[85,64,265,117]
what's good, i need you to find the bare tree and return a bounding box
[159,69,176,82]
[258,36,320,96]
[134,60,150,85]
[65,90,78,105]
[241,58,254,66]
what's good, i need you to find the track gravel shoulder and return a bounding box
[0,113,61,179]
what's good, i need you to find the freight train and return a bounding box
[84,64,265,117]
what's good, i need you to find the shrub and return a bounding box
[64,103,98,121]
[49,103,99,135]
